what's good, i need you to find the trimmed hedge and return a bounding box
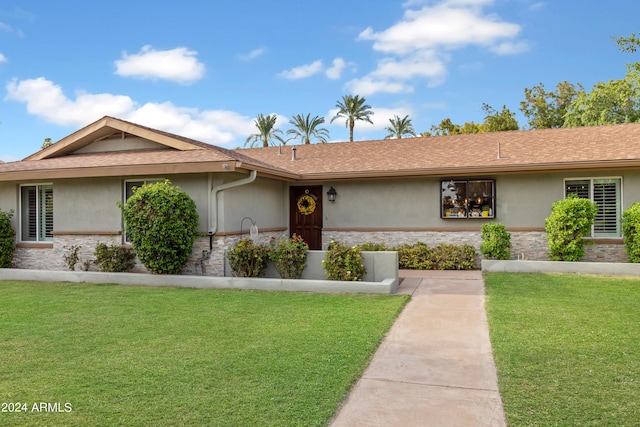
[357,241,478,270]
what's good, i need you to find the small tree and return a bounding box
[545,195,598,261]
[119,180,199,274]
[622,202,640,262]
[480,223,512,260]
[0,209,15,268]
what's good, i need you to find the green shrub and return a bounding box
[94,243,136,272]
[480,223,512,260]
[397,242,477,270]
[227,239,268,277]
[323,241,366,281]
[63,245,81,271]
[545,194,598,261]
[357,241,389,251]
[433,243,477,270]
[0,209,15,268]
[622,202,640,262]
[397,242,435,270]
[119,180,199,274]
[267,234,309,279]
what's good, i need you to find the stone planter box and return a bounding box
[482,259,640,276]
[0,251,400,294]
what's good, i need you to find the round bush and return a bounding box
[227,239,268,277]
[622,202,640,262]
[0,209,15,268]
[480,223,511,260]
[120,180,199,274]
[544,195,597,261]
[322,241,366,281]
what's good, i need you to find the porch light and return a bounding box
[327,187,337,202]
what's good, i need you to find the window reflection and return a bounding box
[441,180,495,219]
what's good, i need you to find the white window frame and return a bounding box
[564,177,622,238]
[19,183,54,243]
[122,179,163,243]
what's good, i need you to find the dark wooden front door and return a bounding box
[290,186,323,250]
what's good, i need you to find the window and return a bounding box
[441,179,495,219]
[123,179,162,242]
[20,184,53,242]
[565,178,622,237]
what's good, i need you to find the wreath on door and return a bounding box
[297,190,317,215]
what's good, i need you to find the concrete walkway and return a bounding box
[330,270,506,427]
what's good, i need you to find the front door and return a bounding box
[290,186,323,250]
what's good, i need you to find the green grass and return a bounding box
[0,281,408,426]
[485,272,640,426]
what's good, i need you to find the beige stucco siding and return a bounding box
[219,175,286,232]
[0,182,18,231]
[54,174,212,233]
[322,178,437,228]
[322,171,637,230]
[56,178,123,231]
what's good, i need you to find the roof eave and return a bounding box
[0,160,240,182]
[294,159,640,181]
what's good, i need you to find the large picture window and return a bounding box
[20,184,53,242]
[565,178,622,237]
[441,179,495,219]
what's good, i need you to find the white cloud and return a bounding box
[5,77,258,147]
[5,78,135,126]
[358,3,522,54]
[0,53,6,63]
[325,58,347,80]
[238,47,267,61]
[529,2,545,11]
[114,45,205,84]
[490,41,529,55]
[278,60,324,80]
[127,103,255,145]
[351,0,527,95]
[345,77,413,97]
[0,22,12,32]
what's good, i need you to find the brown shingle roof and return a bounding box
[3,118,640,182]
[240,123,640,179]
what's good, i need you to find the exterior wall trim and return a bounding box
[51,230,122,235]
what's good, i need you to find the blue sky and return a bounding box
[0,0,638,161]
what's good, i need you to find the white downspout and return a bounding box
[208,169,257,235]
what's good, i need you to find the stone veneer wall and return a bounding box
[11,229,628,274]
[322,230,628,263]
[13,234,122,271]
[12,230,288,277]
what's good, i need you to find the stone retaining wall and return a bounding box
[323,230,628,263]
[9,229,629,275]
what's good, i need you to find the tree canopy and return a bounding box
[330,94,374,142]
[384,115,416,139]
[519,81,583,129]
[287,113,330,144]
[245,113,284,148]
[564,64,640,127]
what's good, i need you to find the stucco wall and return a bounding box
[218,175,286,232]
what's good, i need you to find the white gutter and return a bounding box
[208,169,257,235]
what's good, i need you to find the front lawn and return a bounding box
[0,281,408,426]
[485,272,640,426]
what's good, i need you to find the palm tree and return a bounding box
[244,113,284,148]
[384,115,416,139]
[330,94,374,142]
[287,113,330,144]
